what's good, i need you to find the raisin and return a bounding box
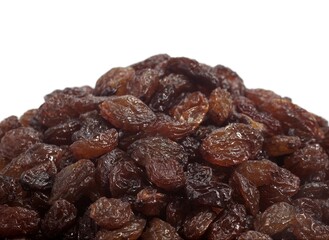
[230,171,260,216]
[70,128,118,159]
[293,197,323,221]
[128,136,188,167]
[134,187,168,216]
[100,95,156,132]
[237,231,272,240]
[41,199,77,237]
[208,204,247,240]
[284,144,329,181]
[109,159,144,197]
[169,91,209,130]
[1,143,64,179]
[0,115,21,139]
[142,218,182,240]
[0,174,19,204]
[212,64,246,96]
[131,54,170,72]
[49,159,96,203]
[126,68,160,103]
[186,163,232,208]
[182,207,217,239]
[145,113,194,141]
[96,217,146,240]
[149,73,193,112]
[89,197,133,230]
[201,123,263,166]
[165,57,221,89]
[44,119,81,145]
[0,127,42,160]
[94,67,135,96]
[166,199,188,231]
[294,181,329,199]
[254,202,295,236]
[95,148,128,196]
[264,135,301,157]
[77,209,98,240]
[19,160,57,191]
[0,205,40,237]
[292,213,329,240]
[208,88,233,126]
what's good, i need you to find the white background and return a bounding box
[0,1,328,121]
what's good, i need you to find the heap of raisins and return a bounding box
[1,54,329,240]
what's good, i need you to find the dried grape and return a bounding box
[1,54,329,239]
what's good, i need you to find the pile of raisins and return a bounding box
[1,54,329,240]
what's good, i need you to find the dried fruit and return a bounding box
[200,123,263,166]
[89,197,133,230]
[1,54,329,239]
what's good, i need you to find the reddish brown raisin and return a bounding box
[254,202,295,236]
[134,187,168,217]
[0,115,21,139]
[208,204,247,240]
[201,123,263,166]
[0,127,42,159]
[142,218,182,240]
[182,208,217,239]
[49,159,96,203]
[264,135,301,157]
[100,95,156,132]
[0,205,40,238]
[41,199,77,237]
[94,67,135,96]
[237,231,272,240]
[208,88,233,126]
[44,119,81,145]
[96,217,146,240]
[89,197,133,230]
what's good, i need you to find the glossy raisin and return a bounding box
[208,88,233,126]
[44,119,81,145]
[237,231,272,240]
[142,218,182,240]
[41,199,77,237]
[201,123,263,166]
[96,217,146,240]
[0,115,21,139]
[0,205,40,238]
[100,95,156,132]
[89,197,133,230]
[94,67,135,96]
[49,159,96,203]
[264,135,301,157]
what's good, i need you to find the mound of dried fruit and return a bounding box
[1,54,329,240]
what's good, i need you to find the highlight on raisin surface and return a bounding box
[0,54,328,239]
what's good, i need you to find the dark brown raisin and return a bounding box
[201,123,263,166]
[19,160,57,191]
[237,231,272,240]
[1,143,64,179]
[109,159,144,197]
[0,115,21,139]
[49,159,96,203]
[0,205,40,238]
[44,119,81,145]
[208,204,247,240]
[0,174,19,204]
[41,199,77,237]
[89,197,133,230]
[100,95,156,132]
[0,127,42,159]
[293,197,323,221]
[131,54,170,72]
[285,144,329,181]
[182,207,217,239]
[186,163,232,208]
[126,68,159,103]
[254,202,295,236]
[134,187,168,217]
[230,171,260,216]
[142,218,182,240]
[96,217,146,240]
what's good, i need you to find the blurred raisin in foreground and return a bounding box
[0,54,328,239]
